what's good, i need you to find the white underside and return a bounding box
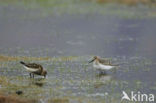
[23,66,39,72]
[93,62,115,70]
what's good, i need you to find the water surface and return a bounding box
[0,1,156,103]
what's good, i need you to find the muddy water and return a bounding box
[0,2,156,103]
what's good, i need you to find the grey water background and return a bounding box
[0,7,156,59]
[0,1,156,103]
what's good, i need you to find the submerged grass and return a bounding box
[1,0,156,6]
[90,0,156,6]
[0,55,50,62]
[0,76,46,100]
[48,98,69,103]
[0,55,79,62]
[0,94,37,103]
[0,54,155,103]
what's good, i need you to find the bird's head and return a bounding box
[42,70,47,78]
[88,56,99,63]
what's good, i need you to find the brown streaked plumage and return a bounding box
[20,61,47,78]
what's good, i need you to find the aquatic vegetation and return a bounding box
[0,55,50,62]
[0,94,37,103]
[0,55,80,63]
[0,55,155,103]
[91,0,156,6]
[0,47,155,103]
[150,83,156,91]
[0,0,156,19]
[135,81,143,89]
[48,98,69,103]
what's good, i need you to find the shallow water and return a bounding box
[0,1,156,103]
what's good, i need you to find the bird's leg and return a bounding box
[32,74,34,78]
[98,69,106,75]
[98,69,102,74]
[102,70,106,75]
[29,73,32,78]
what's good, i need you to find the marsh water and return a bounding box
[0,1,156,103]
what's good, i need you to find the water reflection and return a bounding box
[94,75,112,88]
[28,78,45,87]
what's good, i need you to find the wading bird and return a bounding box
[20,61,47,78]
[89,56,118,74]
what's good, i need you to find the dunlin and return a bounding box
[20,61,47,78]
[89,56,118,73]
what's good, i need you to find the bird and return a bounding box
[88,56,118,74]
[20,61,47,78]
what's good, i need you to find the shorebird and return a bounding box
[89,56,118,74]
[20,61,47,78]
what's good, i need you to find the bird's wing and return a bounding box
[98,59,111,65]
[99,59,119,66]
[25,63,42,69]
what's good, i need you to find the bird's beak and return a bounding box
[88,58,95,63]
